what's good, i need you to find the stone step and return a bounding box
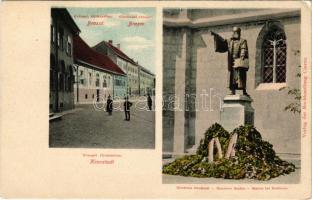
[49,113,54,117]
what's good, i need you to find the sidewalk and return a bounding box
[49,107,84,122]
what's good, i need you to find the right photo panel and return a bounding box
[162,8,301,184]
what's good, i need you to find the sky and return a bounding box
[68,7,156,73]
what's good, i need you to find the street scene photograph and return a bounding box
[49,7,156,149]
[162,8,301,183]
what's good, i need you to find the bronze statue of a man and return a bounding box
[211,27,249,95]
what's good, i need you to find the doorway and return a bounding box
[96,89,100,102]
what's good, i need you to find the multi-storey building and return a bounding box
[73,36,126,103]
[50,8,80,113]
[92,41,140,96]
[126,62,139,96]
[139,65,155,96]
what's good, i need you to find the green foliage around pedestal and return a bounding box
[196,123,230,157]
[163,123,296,181]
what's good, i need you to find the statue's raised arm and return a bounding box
[211,31,228,53]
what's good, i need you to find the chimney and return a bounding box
[117,44,120,49]
[108,40,113,44]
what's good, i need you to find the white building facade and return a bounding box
[73,36,126,103]
[74,64,113,104]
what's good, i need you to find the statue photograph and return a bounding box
[211,27,249,96]
[162,8,301,185]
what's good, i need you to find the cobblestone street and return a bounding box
[49,100,155,149]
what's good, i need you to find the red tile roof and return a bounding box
[73,36,126,75]
[97,41,138,66]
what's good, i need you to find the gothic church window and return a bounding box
[261,25,287,83]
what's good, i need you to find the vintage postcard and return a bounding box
[0,1,311,199]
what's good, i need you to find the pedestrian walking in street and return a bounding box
[147,93,152,111]
[106,95,113,115]
[124,96,133,121]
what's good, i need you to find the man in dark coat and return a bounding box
[211,27,249,95]
[106,95,113,115]
[147,93,152,111]
[124,96,133,121]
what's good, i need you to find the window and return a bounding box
[57,32,60,47]
[73,74,75,86]
[103,75,107,88]
[59,28,64,51]
[115,79,124,86]
[89,73,92,86]
[66,75,71,91]
[85,94,88,99]
[67,35,72,56]
[79,70,85,86]
[261,25,287,83]
[96,74,100,87]
[66,66,73,92]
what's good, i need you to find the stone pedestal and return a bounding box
[220,94,254,132]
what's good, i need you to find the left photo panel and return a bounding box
[49,7,156,149]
